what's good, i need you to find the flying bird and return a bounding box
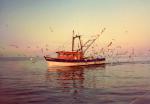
[107,42,112,47]
[9,44,19,48]
[49,26,53,32]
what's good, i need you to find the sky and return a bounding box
[0,0,150,56]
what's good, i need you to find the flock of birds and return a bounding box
[0,43,48,57]
[0,40,149,64]
[0,26,150,63]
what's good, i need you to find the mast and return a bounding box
[72,30,75,51]
[72,30,83,52]
[78,35,83,52]
[71,28,105,56]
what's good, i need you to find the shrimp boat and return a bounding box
[44,29,106,67]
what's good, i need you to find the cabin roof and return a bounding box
[56,51,82,54]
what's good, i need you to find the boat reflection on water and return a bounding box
[46,65,105,93]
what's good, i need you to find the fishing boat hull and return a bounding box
[44,56,105,67]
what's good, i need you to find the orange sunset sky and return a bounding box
[0,0,150,56]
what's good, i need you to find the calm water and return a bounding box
[0,59,150,104]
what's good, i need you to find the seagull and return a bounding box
[46,48,49,51]
[125,30,128,33]
[49,26,53,32]
[9,44,19,48]
[107,42,112,47]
